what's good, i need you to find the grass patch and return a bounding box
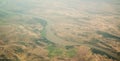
[41,28,46,37]
[66,48,77,58]
[47,45,63,58]
[47,45,77,58]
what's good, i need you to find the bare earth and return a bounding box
[0,0,120,61]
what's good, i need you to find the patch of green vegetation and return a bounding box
[47,45,77,58]
[65,45,74,49]
[42,37,54,45]
[86,39,100,45]
[99,41,112,49]
[14,47,24,53]
[97,31,120,41]
[34,38,54,45]
[34,18,47,26]
[41,28,46,37]
[91,48,117,60]
[0,20,7,25]
[34,40,42,45]
[38,19,54,45]
[47,45,63,58]
[66,48,77,58]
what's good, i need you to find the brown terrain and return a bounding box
[0,0,120,61]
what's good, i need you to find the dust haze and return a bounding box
[0,0,120,61]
